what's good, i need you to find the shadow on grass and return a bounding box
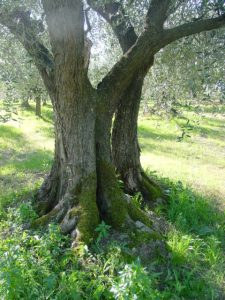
[41,104,54,123]
[138,114,224,160]
[149,173,225,299]
[193,122,225,140]
[20,103,54,124]
[139,124,177,141]
[202,116,225,128]
[183,103,225,115]
[140,114,225,141]
[0,149,52,170]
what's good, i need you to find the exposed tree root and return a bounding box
[118,167,167,208]
[32,162,167,252]
[33,174,99,245]
[34,160,62,215]
[32,192,167,253]
[140,171,167,208]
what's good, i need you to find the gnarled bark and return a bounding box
[112,68,164,203]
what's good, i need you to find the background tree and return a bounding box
[143,27,225,115]
[0,24,48,116]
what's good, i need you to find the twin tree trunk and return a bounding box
[32,1,165,245]
[35,84,153,244]
[34,60,160,245]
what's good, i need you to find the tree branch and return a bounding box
[98,12,225,106]
[97,29,159,101]
[0,7,55,95]
[146,0,173,29]
[162,13,225,46]
[90,0,173,112]
[88,0,137,52]
[88,0,149,114]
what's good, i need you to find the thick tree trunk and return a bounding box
[32,0,99,244]
[34,84,100,244]
[112,67,164,202]
[32,0,165,246]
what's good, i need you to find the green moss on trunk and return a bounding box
[141,172,163,200]
[75,174,100,244]
[127,198,153,228]
[97,161,128,229]
[32,174,99,245]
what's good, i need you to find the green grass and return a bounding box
[0,103,224,299]
[0,104,54,216]
[139,104,225,207]
[164,179,225,299]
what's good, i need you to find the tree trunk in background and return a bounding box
[21,96,30,108]
[42,97,47,106]
[91,0,164,202]
[35,95,41,116]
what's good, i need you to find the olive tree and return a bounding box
[0,0,224,243]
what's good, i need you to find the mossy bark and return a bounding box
[33,174,99,244]
[71,174,99,243]
[97,160,127,229]
[33,99,162,246]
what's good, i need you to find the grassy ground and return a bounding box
[139,104,225,208]
[0,103,224,299]
[0,105,54,216]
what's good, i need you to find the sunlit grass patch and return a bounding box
[0,106,54,216]
[139,110,225,207]
[0,125,26,155]
[0,150,52,173]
